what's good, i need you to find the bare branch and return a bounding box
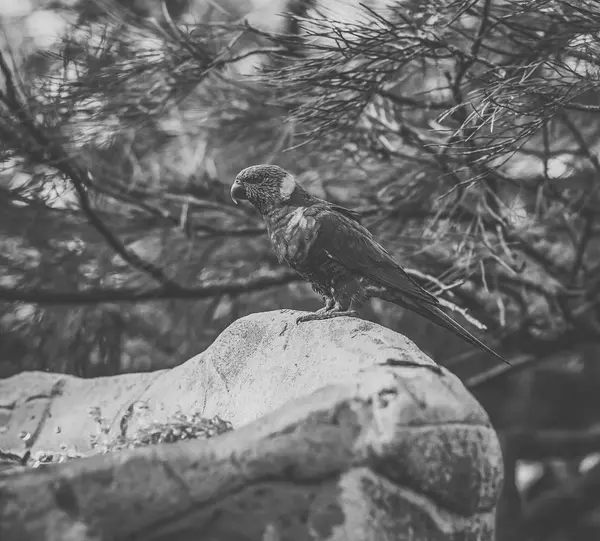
[0,269,300,305]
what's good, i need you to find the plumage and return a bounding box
[232,164,509,365]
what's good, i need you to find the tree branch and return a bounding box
[0,51,182,289]
[0,270,300,305]
[466,331,594,389]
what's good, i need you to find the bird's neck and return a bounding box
[262,185,317,221]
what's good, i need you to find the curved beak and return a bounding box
[230,181,247,205]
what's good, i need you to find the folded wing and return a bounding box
[310,207,438,305]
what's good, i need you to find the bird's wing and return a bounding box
[309,206,438,304]
[328,204,362,222]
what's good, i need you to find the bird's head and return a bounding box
[231,164,298,214]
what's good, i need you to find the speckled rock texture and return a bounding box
[0,310,503,540]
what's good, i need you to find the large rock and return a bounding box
[0,310,504,540]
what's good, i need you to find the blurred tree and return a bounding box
[1,1,600,537]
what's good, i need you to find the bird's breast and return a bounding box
[267,207,319,267]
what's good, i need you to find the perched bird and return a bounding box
[231,164,509,364]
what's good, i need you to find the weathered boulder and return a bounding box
[0,310,503,540]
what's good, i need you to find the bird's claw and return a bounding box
[296,310,359,324]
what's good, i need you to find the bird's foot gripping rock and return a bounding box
[296,310,359,324]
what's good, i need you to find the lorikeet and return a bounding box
[231,164,508,364]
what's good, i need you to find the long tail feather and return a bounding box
[395,296,510,365]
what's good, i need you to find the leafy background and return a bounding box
[1,1,600,539]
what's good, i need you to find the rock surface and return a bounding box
[0,310,504,540]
